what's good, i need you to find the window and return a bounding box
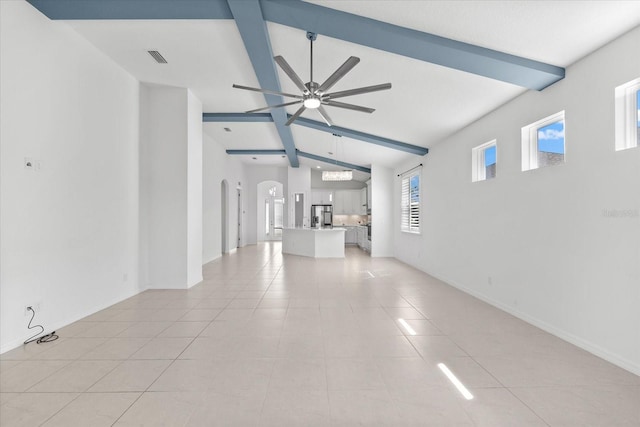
[614,77,640,151]
[401,170,420,233]
[521,111,565,171]
[472,140,497,182]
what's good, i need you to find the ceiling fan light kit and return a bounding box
[303,97,321,109]
[233,32,392,127]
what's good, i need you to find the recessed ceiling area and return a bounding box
[58,0,640,180]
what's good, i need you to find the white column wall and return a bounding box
[141,86,188,289]
[393,26,640,374]
[371,165,394,257]
[187,91,203,286]
[140,85,203,289]
[288,165,311,228]
[0,2,141,352]
[202,133,246,264]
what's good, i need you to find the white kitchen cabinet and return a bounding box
[356,226,370,252]
[356,226,365,249]
[334,190,365,214]
[360,188,367,214]
[311,190,333,205]
[311,191,321,205]
[344,227,357,244]
[366,180,371,210]
[352,190,363,214]
[333,190,345,214]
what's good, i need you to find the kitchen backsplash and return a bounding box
[334,215,368,226]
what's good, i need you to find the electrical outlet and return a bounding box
[24,158,41,171]
[24,303,41,316]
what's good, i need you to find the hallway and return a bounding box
[1,243,638,426]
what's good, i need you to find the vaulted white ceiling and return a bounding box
[62,1,640,181]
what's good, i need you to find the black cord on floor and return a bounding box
[24,307,59,345]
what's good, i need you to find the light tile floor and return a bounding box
[1,243,638,426]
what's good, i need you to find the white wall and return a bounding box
[288,166,311,228]
[140,85,203,289]
[394,26,640,374]
[140,85,187,289]
[371,165,394,257]
[0,2,141,352]
[186,90,203,286]
[202,133,246,263]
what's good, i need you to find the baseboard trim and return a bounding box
[0,288,142,355]
[398,258,640,377]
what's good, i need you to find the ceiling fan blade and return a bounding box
[316,105,334,126]
[232,84,302,99]
[246,100,302,113]
[316,56,360,94]
[286,105,307,126]
[324,83,392,100]
[274,56,309,93]
[323,100,375,114]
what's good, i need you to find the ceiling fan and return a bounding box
[233,32,391,127]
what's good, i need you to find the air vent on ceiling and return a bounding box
[148,50,168,64]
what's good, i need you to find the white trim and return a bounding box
[471,139,497,182]
[614,77,640,151]
[521,110,565,171]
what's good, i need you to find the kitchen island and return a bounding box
[282,227,346,258]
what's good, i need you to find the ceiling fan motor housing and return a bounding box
[303,82,322,108]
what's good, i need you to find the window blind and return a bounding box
[401,171,420,233]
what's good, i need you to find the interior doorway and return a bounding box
[237,188,242,248]
[257,181,284,242]
[265,196,284,240]
[221,180,228,254]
